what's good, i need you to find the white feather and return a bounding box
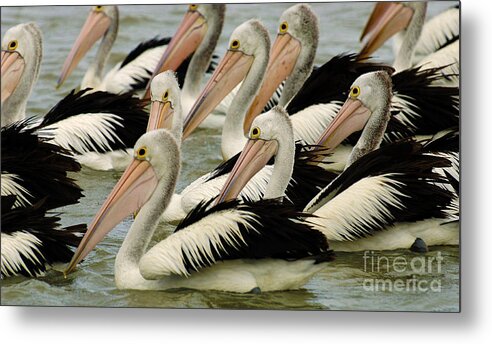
[291,102,342,144]
[1,231,44,277]
[305,175,407,241]
[413,7,459,61]
[98,45,167,94]
[74,149,133,171]
[330,219,458,252]
[36,113,126,154]
[140,208,259,278]
[161,166,272,224]
[417,40,459,86]
[391,93,421,130]
[35,112,135,171]
[1,173,32,208]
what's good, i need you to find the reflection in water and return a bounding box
[0,2,458,311]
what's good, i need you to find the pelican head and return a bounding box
[316,71,393,152]
[143,4,226,99]
[182,19,270,139]
[244,4,319,132]
[148,71,183,142]
[216,105,294,204]
[57,5,118,87]
[1,22,42,124]
[65,129,180,275]
[359,2,427,58]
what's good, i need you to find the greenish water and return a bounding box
[1,2,459,311]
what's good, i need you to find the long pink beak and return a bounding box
[359,2,414,58]
[182,50,254,140]
[215,138,278,205]
[143,10,208,100]
[243,33,301,133]
[316,97,372,150]
[57,9,111,88]
[1,50,25,104]
[147,100,174,132]
[64,158,158,275]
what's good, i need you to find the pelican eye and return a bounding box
[8,40,18,51]
[279,21,288,33]
[189,4,198,11]
[136,146,148,159]
[230,39,240,50]
[94,5,104,12]
[162,90,169,102]
[350,86,361,99]
[250,127,261,139]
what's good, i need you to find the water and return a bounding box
[1,2,459,311]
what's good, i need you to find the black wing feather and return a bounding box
[1,118,83,210]
[174,198,333,275]
[308,139,455,235]
[1,195,87,278]
[37,89,149,154]
[286,53,393,115]
[391,65,459,135]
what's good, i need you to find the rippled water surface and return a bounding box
[1,2,459,311]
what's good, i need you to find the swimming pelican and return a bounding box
[307,71,458,250]
[247,4,459,140]
[1,22,149,171]
[1,195,86,278]
[217,81,458,252]
[57,5,219,94]
[147,69,336,224]
[183,4,458,171]
[148,22,336,223]
[359,2,459,84]
[63,128,333,292]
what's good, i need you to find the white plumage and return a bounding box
[99,45,168,94]
[141,208,258,278]
[1,231,43,278]
[37,113,126,154]
[1,174,32,208]
[305,175,407,241]
[65,129,332,292]
[412,6,459,61]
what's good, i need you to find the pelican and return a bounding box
[147,68,336,224]
[359,2,459,84]
[1,195,86,278]
[307,71,459,250]
[57,5,186,93]
[182,5,322,159]
[63,128,333,292]
[254,6,459,170]
[1,22,149,171]
[247,4,459,143]
[183,4,458,172]
[217,80,458,253]
[1,22,42,126]
[148,21,336,224]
